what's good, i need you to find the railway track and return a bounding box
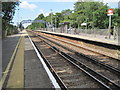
[35,31,120,71]
[27,30,120,89]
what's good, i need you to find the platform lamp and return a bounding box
[53,15,58,32]
[50,9,53,32]
[17,1,21,31]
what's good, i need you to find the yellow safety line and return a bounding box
[6,34,24,88]
[0,34,22,89]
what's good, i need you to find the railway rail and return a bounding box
[38,31,119,58]
[27,30,120,89]
[35,31,120,71]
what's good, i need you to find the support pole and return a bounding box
[108,15,112,32]
[55,16,57,32]
[51,9,53,31]
[108,15,112,38]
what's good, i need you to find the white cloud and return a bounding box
[76,0,119,2]
[23,23,32,28]
[20,0,119,2]
[20,0,76,2]
[102,0,119,3]
[60,0,75,1]
[20,1,37,10]
[39,9,50,17]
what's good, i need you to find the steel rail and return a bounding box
[38,30,120,50]
[33,41,68,89]
[28,31,120,89]
[28,32,67,89]
[38,31,120,61]
[34,31,120,75]
[35,32,120,76]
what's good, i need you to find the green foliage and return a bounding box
[2,2,19,23]
[93,3,109,28]
[2,2,19,37]
[28,14,45,30]
[28,1,120,30]
[112,8,120,26]
[7,24,18,35]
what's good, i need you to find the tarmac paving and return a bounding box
[6,34,24,88]
[2,33,21,88]
[2,31,54,88]
[2,33,21,72]
[24,34,53,88]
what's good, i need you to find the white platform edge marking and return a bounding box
[27,32,61,89]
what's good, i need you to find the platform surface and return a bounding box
[39,30,119,46]
[2,30,53,88]
[2,33,22,88]
[24,32,53,88]
[2,33,21,72]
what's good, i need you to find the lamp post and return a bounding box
[55,16,56,29]
[17,8,20,30]
[54,15,58,32]
[85,18,88,35]
[50,9,53,31]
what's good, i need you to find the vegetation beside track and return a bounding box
[2,2,19,38]
[28,0,120,30]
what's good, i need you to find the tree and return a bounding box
[28,14,45,30]
[74,1,109,29]
[112,8,120,27]
[28,0,120,30]
[2,2,19,38]
[93,3,109,28]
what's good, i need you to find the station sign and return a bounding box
[107,9,113,16]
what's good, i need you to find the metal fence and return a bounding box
[47,28,108,35]
[46,27,119,40]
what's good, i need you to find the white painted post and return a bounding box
[107,9,113,39]
[108,15,112,38]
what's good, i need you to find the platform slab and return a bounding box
[2,33,21,72]
[6,35,24,88]
[24,34,53,88]
[39,30,119,46]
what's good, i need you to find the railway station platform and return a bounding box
[1,30,55,89]
[38,30,119,46]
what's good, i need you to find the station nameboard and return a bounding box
[107,9,113,16]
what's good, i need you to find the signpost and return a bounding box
[108,9,113,30]
[107,9,113,38]
[107,9,113,16]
